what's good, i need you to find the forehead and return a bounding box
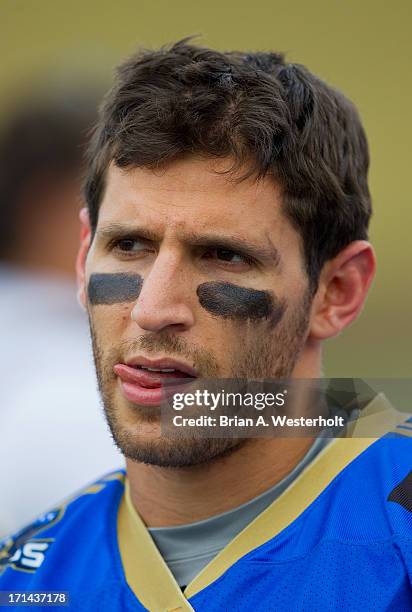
[98,157,292,242]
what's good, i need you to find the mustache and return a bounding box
[112,332,220,377]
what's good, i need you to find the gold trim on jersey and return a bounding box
[117,394,409,611]
[118,487,195,612]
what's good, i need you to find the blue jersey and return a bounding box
[1,423,412,610]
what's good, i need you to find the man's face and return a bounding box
[79,156,312,467]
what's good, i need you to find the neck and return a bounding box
[126,436,314,527]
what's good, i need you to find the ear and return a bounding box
[308,241,376,340]
[76,207,91,309]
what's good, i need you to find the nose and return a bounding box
[130,252,195,333]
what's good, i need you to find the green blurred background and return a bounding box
[1,0,410,376]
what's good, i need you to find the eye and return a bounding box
[203,248,253,266]
[116,239,142,252]
[215,249,243,263]
[111,238,153,256]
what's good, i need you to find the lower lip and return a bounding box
[120,380,165,406]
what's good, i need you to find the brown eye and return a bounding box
[118,239,139,251]
[203,248,250,265]
[216,249,243,262]
[112,238,150,254]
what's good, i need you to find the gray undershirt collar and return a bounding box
[148,435,330,587]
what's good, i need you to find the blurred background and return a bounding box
[0,0,410,534]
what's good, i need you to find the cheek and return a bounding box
[87,274,143,343]
[196,281,286,327]
[87,273,143,305]
[89,303,131,341]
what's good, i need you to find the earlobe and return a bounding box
[75,207,91,310]
[308,241,376,340]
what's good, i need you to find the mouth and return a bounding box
[113,357,197,406]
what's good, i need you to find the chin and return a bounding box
[112,425,245,468]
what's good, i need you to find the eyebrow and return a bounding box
[97,223,161,243]
[97,223,282,267]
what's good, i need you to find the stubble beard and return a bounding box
[89,291,311,469]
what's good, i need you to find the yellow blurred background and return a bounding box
[1,0,410,376]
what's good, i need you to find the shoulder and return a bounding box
[303,421,412,545]
[0,470,125,583]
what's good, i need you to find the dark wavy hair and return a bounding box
[84,39,371,292]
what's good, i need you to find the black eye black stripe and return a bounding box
[88,273,143,304]
[197,281,285,325]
